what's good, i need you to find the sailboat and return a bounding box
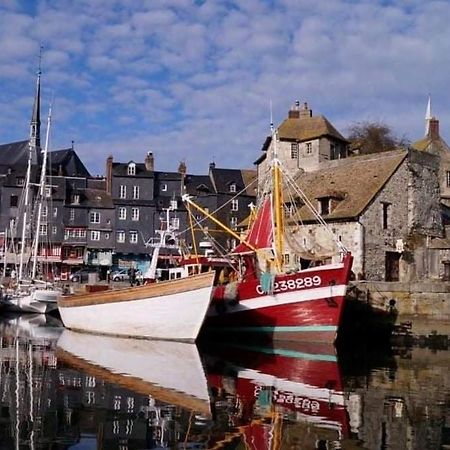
[57,206,215,342]
[181,118,353,344]
[1,80,61,314]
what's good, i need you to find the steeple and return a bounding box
[29,48,42,164]
[425,94,432,137]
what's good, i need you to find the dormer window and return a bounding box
[72,194,80,205]
[230,183,237,193]
[161,183,168,192]
[127,163,136,176]
[318,198,330,215]
[17,177,25,186]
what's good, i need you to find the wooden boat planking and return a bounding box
[58,271,215,308]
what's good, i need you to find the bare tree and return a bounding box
[347,121,409,155]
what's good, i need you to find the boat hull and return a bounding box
[58,272,215,343]
[204,255,353,344]
[56,329,211,416]
[1,288,60,314]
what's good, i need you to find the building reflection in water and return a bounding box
[0,314,449,449]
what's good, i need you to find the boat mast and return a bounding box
[271,112,284,271]
[31,104,52,280]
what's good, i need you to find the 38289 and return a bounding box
[256,275,321,295]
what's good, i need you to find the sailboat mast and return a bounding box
[31,104,52,280]
[271,119,284,271]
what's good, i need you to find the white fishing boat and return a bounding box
[58,206,215,342]
[1,76,61,314]
[56,329,211,416]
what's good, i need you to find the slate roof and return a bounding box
[83,188,114,208]
[184,175,215,195]
[49,149,91,177]
[112,162,154,178]
[210,168,257,195]
[0,140,30,167]
[290,149,408,222]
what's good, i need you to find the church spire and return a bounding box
[425,93,432,136]
[29,47,43,163]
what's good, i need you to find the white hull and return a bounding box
[58,272,215,342]
[57,329,211,415]
[1,288,60,314]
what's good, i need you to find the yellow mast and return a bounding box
[271,122,284,272]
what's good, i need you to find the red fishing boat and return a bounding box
[182,121,353,344]
[204,341,349,449]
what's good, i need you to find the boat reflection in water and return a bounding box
[203,341,349,449]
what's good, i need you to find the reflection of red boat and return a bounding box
[204,342,349,449]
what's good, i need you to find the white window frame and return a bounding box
[90,212,100,224]
[53,207,58,218]
[117,230,125,243]
[119,185,126,199]
[129,231,138,244]
[52,226,57,235]
[291,142,299,159]
[161,183,168,192]
[127,163,136,176]
[45,186,51,197]
[231,199,239,211]
[132,185,140,199]
[39,224,47,236]
[446,171,450,188]
[230,216,238,228]
[131,207,139,221]
[70,209,75,221]
[118,207,127,220]
[230,183,236,193]
[42,205,48,218]
[91,230,100,241]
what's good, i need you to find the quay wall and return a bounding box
[349,281,450,342]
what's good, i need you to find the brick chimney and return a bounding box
[106,155,113,195]
[428,118,440,140]
[145,151,154,171]
[299,102,312,119]
[288,100,301,119]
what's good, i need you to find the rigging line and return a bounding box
[178,175,259,236]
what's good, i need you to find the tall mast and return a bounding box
[31,103,52,279]
[271,109,284,271]
[425,93,432,136]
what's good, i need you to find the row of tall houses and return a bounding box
[1,71,449,283]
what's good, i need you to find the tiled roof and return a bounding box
[290,149,407,221]
[278,115,348,143]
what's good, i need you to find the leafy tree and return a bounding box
[347,121,409,155]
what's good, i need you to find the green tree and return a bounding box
[347,121,409,155]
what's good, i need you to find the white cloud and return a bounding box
[0,0,449,177]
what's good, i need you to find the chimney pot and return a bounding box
[145,151,154,171]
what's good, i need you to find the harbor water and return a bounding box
[0,314,448,449]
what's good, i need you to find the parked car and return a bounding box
[69,268,100,283]
[111,268,129,282]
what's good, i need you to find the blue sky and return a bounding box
[0,0,449,176]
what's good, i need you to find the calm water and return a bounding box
[0,314,448,450]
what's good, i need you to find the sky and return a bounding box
[0,0,449,177]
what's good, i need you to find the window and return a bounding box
[39,224,47,236]
[170,199,178,210]
[45,186,51,197]
[52,226,57,235]
[319,198,330,215]
[10,218,17,229]
[132,185,140,199]
[118,207,127,220]
[104,233,110,240]
[230,183,237,193]
[70,209,75,221]
[10,195,18,207]
[161,183,167,192]
[306,142,312,154]
[447,171,450,188]
[117,230,125,243]
[91,230,100,241]
[119,185,126,199]
[72,194,80,204]
[291,143,299,159]
[127,163,136,176]
[130,231,138,244]
[90,212,100,223]
[131,207,139,221]
[382,202,391,229]
[42,206,48,218]
[53,207,58,218]
[230,217,238,228]
[17,177,25,186]
[231,199,238,211]
[283,253,290,264]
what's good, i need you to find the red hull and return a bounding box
[203,254,353,343]
[205,342,349,447]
